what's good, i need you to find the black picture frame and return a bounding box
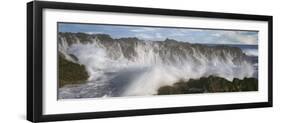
[27,1,273,122]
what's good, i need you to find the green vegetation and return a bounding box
[157,76,258,95]
[58,55,89,88]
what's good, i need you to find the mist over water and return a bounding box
[243,49,258,57]
[58,34,257,99]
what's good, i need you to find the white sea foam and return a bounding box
[242,49,258,56]
[58,37,255,98]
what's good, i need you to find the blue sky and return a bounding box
[58,23,258,45]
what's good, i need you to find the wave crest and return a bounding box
[58,33,255,98]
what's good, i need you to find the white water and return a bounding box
[242,49,258,56]
[58,37,255,98]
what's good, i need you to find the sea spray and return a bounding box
[58,33,255,98]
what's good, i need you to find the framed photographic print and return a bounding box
[27,1,273,122]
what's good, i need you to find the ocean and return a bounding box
[58,33,259,98]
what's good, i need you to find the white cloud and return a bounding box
[130,27,158,32]
[134,32,165,41]
[155,33,164,39]
[217,31,258,44]
[135,33,153,39]
[85,31,103,34]
[211,33,222,37]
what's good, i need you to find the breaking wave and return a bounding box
[58,33,255,98]
[242,49,258,56]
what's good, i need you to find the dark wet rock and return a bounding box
[58,55,89,87]
[157,76,258,95]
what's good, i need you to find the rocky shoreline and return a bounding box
[158,76,258,95]
[58,55,89,87]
